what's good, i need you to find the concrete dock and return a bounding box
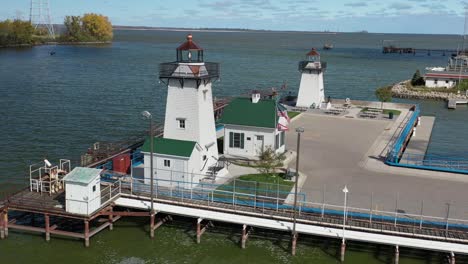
[448,99,468,109]
[401,116,435,165]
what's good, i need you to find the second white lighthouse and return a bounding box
[296,48,326,108]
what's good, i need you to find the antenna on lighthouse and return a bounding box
[29,0,55,39]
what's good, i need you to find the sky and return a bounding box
[1,0,468,34]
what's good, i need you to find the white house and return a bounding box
[63,167,102,215]
[425,72,468,88]
[142,34,225,188]
[296,48,326,108]
[141,137,208,188]
[221,93,289,159]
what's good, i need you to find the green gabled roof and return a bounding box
[220,97,277,128]
[141,137,196,158]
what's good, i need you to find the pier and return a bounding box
[448,98,468,109]
[382,46,457,56]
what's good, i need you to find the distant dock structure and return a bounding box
[381,40,457,56]
[448,98,468,109]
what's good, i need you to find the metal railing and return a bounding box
[159,62,220,79]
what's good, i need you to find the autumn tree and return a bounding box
[0,19,34,46]
[62,13,113,42]
[375,86,393,109]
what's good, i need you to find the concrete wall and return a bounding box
[296,68,324,108]
[65,177,101,215]
[224,125,285,159]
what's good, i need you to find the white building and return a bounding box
[63,167,102,215]
[221,93,288,159]
[142,34,223,187]
[296,48,326,108]
[425,72,468,88]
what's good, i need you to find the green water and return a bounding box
[0,217,454,264]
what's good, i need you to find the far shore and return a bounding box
[0,41,112,49]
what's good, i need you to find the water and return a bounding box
[1,30,467,263]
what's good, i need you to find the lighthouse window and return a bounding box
[177,118,186,129]
[229,132,244,149]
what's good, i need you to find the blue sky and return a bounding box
[1,0,467,34]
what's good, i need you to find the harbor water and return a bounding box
[1,30,467,263]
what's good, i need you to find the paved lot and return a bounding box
[285,113,468,219]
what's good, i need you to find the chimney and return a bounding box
[251,90,261,103]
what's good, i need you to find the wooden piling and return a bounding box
[84,220,90,247]
[291,232,298,256]
[394,245,399,264]
[3,210,8,238]
[196,218,202,244]
[150,213,155,239]
[451,252,456,264]
[108,208,113,231]
[241,224,248,249]
[340,241,346,262]
[45,214,50,241]
[0,211,4,239]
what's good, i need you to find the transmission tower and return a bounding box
[29,0,55,39]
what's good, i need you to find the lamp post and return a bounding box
[292,127,304,256]
[141,111,154,215]
[341,185,349,262]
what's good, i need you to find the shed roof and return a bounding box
[63,167,102,185]
[142,137,196,158]
[219,97,277,128]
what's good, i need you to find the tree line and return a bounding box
[0,13,112,46]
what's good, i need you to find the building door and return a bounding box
[255,135,264,154]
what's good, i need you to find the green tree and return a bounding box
[257,146,286,176]
[82,13,113,41]
[411,69,425,86]
[375,86,392,109]
[63,16,85,42]
[0,19,34,46]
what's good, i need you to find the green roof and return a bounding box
[142,137,196,158]
[220,97,277,128]
[63,167,102,185]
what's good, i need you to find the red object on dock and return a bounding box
[112,154,130,174]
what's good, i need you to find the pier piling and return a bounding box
[0,210,4,239]
[340,241,346,262]
[84,220,90,247]
[45,214,50,241]
[3,210,8,238]
[451,252,456,264]
[291,233,298,256]
[108,208,113,231]
[241,224,249,249]
[150,213,155,239]
[394,245,399,264]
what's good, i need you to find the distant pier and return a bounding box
[448,98,468,109]
[382,46,457,56]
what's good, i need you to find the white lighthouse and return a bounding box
[296,48,326,108]
[158,34,220,174]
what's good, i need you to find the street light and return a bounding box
[292,127,304,256]
[141,111,155,215]
[342,185,349,243]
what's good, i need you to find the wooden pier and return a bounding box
[382,46,457,56]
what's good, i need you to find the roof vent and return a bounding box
[251,91,261,103]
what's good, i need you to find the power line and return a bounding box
[29,0,55,39]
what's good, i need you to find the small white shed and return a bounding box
[63,167,102,215]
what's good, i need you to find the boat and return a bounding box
[323,43,333,50]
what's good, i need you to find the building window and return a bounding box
[434,79,438,84]
[177,118,186,129]
[445,80,449,84]
[164,159,171,167]
[92,185,96,192]
[280,131,285,147]
[229,132,244,149]
[275,134,280,149]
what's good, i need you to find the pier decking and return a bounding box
[448,99,468,109]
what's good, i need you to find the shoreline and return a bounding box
[391,80,468,101]
[0,41,111,49]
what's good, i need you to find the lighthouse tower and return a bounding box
[296,48,326,108]
[159,34,220,172]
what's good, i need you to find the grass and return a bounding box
[405,82,467,94]
[287,111,300,119]
[215,173,294,201]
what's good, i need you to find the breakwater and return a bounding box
[391,80,468,101]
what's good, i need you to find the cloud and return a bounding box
[388,2,412,10]
[344,2,368,7]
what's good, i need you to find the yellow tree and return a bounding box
[81,13,113,41]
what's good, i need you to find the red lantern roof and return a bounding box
[306,48,320,57]
[177,34,203,51]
